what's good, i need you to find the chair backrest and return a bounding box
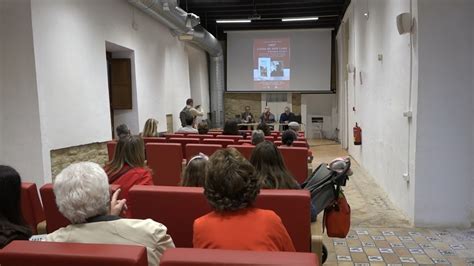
[264,136,275,142]
[129,186,310,252]
[146,143,183,186]
[185,144,222,161]
[160,248,318,266]
[207,131,222,136]
[186,134,214,142]
[164,133,185,139]
[270,132,280,137]
[21,182,45,234]
[293,141,308,148]
[228,145,254,160]
[0,241,148,266]
[40,184,120,233]
[106,141,117,161]
[202,138,234,148]
[297,137,306,142]
[274,141,282,146]
[169,138,200,158]
[277,146,308,183]
[216,135,243,142]
[143,137,167,145]
[237,139,252,145]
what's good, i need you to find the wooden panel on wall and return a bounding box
[110,58,132,109]
[224,93,261,121]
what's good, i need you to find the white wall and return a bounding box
[0,0,45,184]
[338,0,417,222]
[301,94,338,139]
[414,0,473,227]
[29,0,200,180]
[187,44,210,120]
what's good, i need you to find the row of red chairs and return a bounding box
[0,242,318,265]
[147,135,307,144]
[107,143,309,185]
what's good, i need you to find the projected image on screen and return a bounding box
[253,38,290,90]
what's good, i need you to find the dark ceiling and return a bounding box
[178,0,351,40]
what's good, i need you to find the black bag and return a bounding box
[301,161,350,215]
[179,107,191,127]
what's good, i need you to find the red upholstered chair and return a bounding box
[186,134,214,142]
[274,141,282,146]
[228,145,254,160]
[160,248,318,266]
[146,143,183,186]
[264,136,275,142]
[143,137,167,145]
[216,135,243,143]
[237,139,252,145]
[185,144,222,161]
[40,184,120,233]
[128,186,311,252]
[21,182,45,234]
[202,138,234,148]
[0,241,148,266]
[270,132,279,137]
[278,146,308,183]
[107,141,117,161]
[298,131,305,137]
[207,131,222,136]
[168,138,200,159]
[293,141,309,148]
[277,136,282,140]
[297,137,307,142]
[164,133,185,139]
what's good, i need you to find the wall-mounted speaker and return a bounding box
[396,12,412,35]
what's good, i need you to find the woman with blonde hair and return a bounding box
[142,118,159,137]
[104,135,152,217]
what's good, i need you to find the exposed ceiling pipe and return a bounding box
[128,0,225,128]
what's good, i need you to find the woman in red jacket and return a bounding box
[104,135,152,217]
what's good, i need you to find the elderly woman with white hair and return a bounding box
[46,162,174,266]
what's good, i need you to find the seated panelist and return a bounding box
[260,106,275,124]
[240,106,255,123]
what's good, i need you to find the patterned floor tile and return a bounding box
[420,243,435,249]
[381,253,400,264]
[409,248,425,254]
[438,249,456,256]
[367,255,383,262]
[372,236,385,241]
[350,247,364,253]
[383,231,395,236]
[353,263,369,266]
[399,257,416,263]
[363,247,380,256]
[408,231,423,237]
[337,255,352,261]
[413,254,434,264]
[426,236,442,242]
[432,258,450,264]
[334,240,347,246]
[356,230,369,235]
[351,253,369,263]
[379,248,394,254]
[390,243,404,248]
[362,242,375,247]
[399,236,414,241]
[450,244,467,250]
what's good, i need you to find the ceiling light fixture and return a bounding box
[216,19,251,23]
[281,16,319,22]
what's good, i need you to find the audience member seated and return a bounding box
[257,122,271,136]
[176,112,198,134]
[141,118,160,137]
[282,130,313,163]
[251,130,265,146]
[250,142,316,222]
[259,106,275,124]
[222,119,241,136]
[180,153,208,187]
[0,165,32,248]
[104,135,152,217]
[116,124,131,139]
[288,121,300,132]
[46,162,175,266]
[193,148,295,252]
[197,121,209,135]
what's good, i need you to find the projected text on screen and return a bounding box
[253,38,290,90]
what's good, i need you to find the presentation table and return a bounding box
[238,123,305,132]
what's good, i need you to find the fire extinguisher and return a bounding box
[353,123,362,145]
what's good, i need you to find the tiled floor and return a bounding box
[308,140,474,265]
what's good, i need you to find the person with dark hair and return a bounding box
[240,106,254,123]
[104,135,152,217]
[250,141,299,189]
[116,124,131,139]
[193,148,295,252]
[180,153,208,187]
[197,121,209,134]
[177,112,198,133]
[257,122,271,136]
[222,119,240,135]
[0,165,32,248]
[281,130,298,147]
[180,98,203,127]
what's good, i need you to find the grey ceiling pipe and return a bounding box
[128,0,225,128]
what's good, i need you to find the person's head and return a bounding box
[251,130,265,145]
[244,106,251,112]
[250,141,297,189]
[54,162,110,224]
[284,106,290,114]
[180,153,209,187]
[282,130,297,146]
[0,165,28,226]
[288,121,300,132]
[116,124,130,139]
[197,121,209,134]
[105,135,146,179]
[204,148,259,212]
[257,122,271,136]
[184,112,195,126]
[264,106,270,114]
[142,118,158,137]
[223,119,239,135]
[186,98,194,107]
